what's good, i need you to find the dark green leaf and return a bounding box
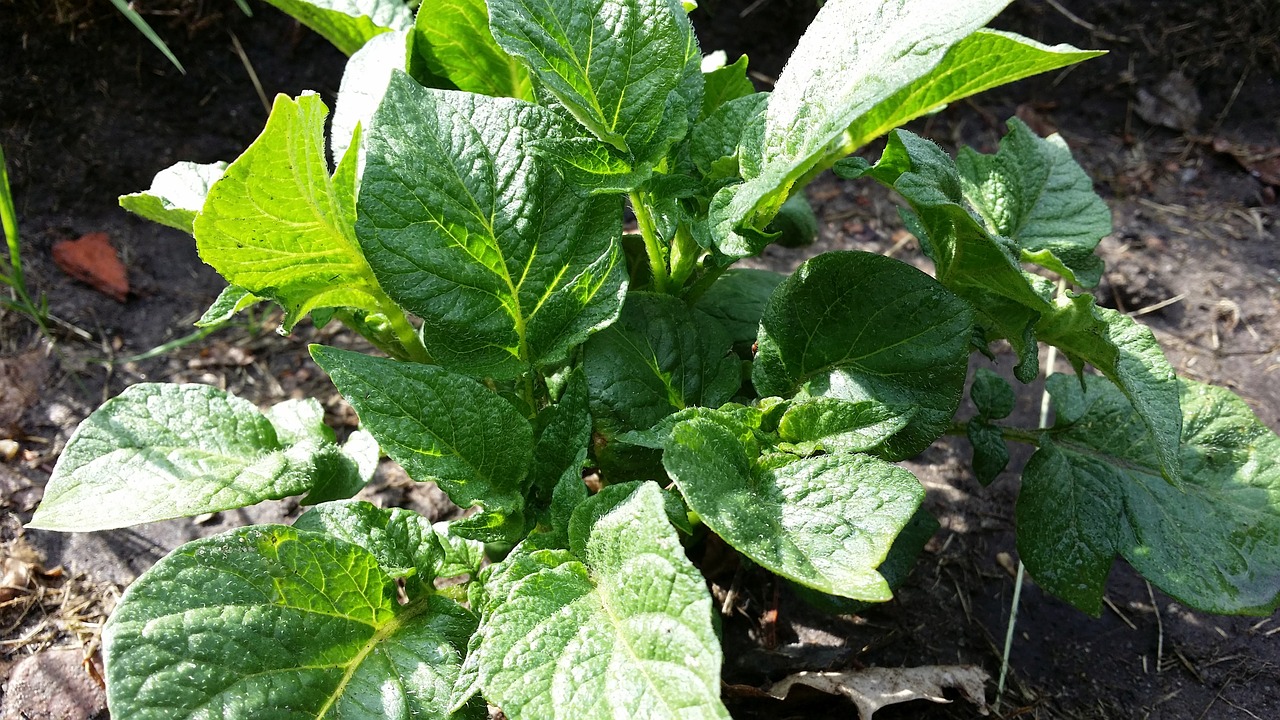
[753,251,974,459]
[766,192,818,248]
[663,412,924,600]
[311,346,532,525]
[699,53,753,120]
[971,367,1015,420]
[967,420,1009,486]
[357,74,627,379]
[1018,374,1280,615]
[584,291,739,437]
[691,267,785,357]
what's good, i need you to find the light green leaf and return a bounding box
[777,398,914,456]
[119,161,226,235]
[194,93,396,332]
[699,53,753,120]
[104,526,479,719]
[583,291,740,437]
[431,521,487,580]
[295,500,443,587]
[753,251,974,460]
[357,74,627,379]
[689,92,767,180]
[664,412,924,600]
[409,0,532,99]
[267,397,336,446]
[28,384,363,532]
[957,117,1110,286]
[845,30,1104,151]
[475,482,729,719]
[691,267,785,357]
[195,284,260,327]
[311,346,533,525]
[262,0,413,55]
[1019,374,1280,615]
[488,0,702,168]
[709,0,1012,257]
[971,367,1015,420]
[332,30,407,164]
[530,135,654,193]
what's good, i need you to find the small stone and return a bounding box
[0,439,18,462]
[1,647,106,720]
[51,232,129,302]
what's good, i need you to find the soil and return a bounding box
[1,1,1278,718]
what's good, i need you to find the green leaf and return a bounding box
[194,93,396,332]
[104,526,478,719]
[311,346,533,525]
[753,251,974,460]
[195,284,260,327]
[332,30,407,165]
[844,30,1104,151]
[28,384,365,532]
[1037,293,1182,483]
[475,482,729,719]
[409,0,532,99]
[431,522,487,580]
[957,117,1110,286]
[488,0,702,168]
[295,500,443,586]
[357,74,627,379]
[119,161,226,235]
[967,420,1009,486]
[262,0,413,55]
[530,370,591,503]
[584,291,739,437]
[663,412,924,600]
[266,397,336,445]
[699,53,753,120]
[529,135,655,193]
[777,398,914,456]
[1019,375,1280,615]
[689,92,768,180]
[691,267,784,357]
[766,192,818,248]
[971,367,1015,420]
[709,0,1013,258]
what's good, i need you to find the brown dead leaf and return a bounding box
[0,348,48,433]
[768,665,990,720]
[51,231,129,302]
[1211,137,1280,187]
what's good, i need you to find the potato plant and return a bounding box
[29,0,1280,717]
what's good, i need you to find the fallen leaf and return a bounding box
[1135,71,1201,132]
[0,348,48,433]
[1211,137,1280,187]
[51,232,129,302]
[768,665,990,720]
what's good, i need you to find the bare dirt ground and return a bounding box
[1,1,1278,718]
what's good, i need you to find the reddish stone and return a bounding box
[52,232,128,302]
[1,648,106,720]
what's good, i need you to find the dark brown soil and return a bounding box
[2,1,1278,718]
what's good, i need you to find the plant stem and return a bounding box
[680,262,728,304]
[629,191,669,294]
[946,421,1042,447]
[382,304,432,364]
[668,223,701,290]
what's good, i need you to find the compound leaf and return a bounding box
[262,0,413,55]
[663,412,924,601]
[753,251,973,459]
[357,74,627,379]
[311,346,532,529]
[194,93,395,332]
[584,291,739,438]
[28,384,364,532]
[488,0,702,169]
[119,160,226,235]
[1019,374,1280,615]
[104,526,477,719]
[474,482,728,719]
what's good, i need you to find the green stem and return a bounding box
[629,191,669,294]
[382,303,431,364]
[946,421,1042,447]
[680,262,729,304]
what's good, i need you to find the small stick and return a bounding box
[1147,581,1164,673]
[230,32,271,115]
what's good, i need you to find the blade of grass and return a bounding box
[108,0,186,74]
[232,0,254,17]
[0,144,24,290]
